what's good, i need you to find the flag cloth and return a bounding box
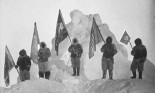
[4,46,15,87]
[92,18,104,44]
[30,22,40,64]
[89,27,96,58]
[55,9,69,56]
[120,31,131,45]
[89,18,104,58]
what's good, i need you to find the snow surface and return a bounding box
[1,70,155,93]
[1,9,155,93]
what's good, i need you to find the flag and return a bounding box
[92,18,104,44]
[55,9,69,56]
[89,27,96,58]
[120,31,130,45]
[30,22,40,64]
[89,18,104,58]
[4,46,15,87]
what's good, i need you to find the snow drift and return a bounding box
[1,71,155,93]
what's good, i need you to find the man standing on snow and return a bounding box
[130,38,147,79]
[16,49,31,81]
[38,42,51,79]
[101,36,117,80]
[68,38,83,76]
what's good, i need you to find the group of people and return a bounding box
[100,37,147,80]
[15,36,147,82]
[15,41,51,81]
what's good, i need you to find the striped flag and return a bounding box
[4,46,15,87]
[89,18,104,58]
[55,9,69,56]
[30,22,40,64]
[120,31,130,45]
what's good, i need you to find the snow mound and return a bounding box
[4,79,66,93]
[2,78,155,93]
[82,79,155,93]
[50,9,155,82]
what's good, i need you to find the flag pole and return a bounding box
[68,35,72,44]
[15,67,20,75]
[129,41,133,48]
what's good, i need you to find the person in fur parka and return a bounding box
[68,38,83,76]
[38,41,51,79]
[16,49,31,81]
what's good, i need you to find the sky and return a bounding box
[0,0,155,87]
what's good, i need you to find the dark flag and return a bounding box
[55,9,69,56]
[89,18,104,58]
[4,46,15,87]
[120,31,130,45]
[30,22,40,64]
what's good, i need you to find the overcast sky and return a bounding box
[0,0,155,87]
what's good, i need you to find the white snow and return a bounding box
[1,71,155,93]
